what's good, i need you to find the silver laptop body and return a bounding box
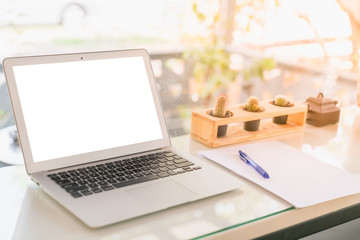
[3,49,241,228]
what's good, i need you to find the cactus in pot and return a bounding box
[242,96,264,131]
[243,96,263,112]
[274,95,287,106]
[272,94,293,124]
[210,94,232,137]
[213,94,228,117]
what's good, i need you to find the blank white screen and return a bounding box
[13,57,163,162]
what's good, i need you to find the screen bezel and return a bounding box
[3,49,171,174]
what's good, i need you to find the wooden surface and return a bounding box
[191,101,308,147]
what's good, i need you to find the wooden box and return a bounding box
[191,101,308,147]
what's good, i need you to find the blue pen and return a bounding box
[239,150,270,179]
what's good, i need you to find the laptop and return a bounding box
[3,49,241,228]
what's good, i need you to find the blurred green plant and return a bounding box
[242,57,276,82]
[182,1,238,105]
[0,110,5,126]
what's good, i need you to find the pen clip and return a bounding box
[238,150,249,163]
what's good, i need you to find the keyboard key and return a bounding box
[59,173,71,178]
[116,177,126,182]
[174,158,187,164]
[157,158,167,163]
[106,174,117,179]
[88,183,98,188]
[113,175,159,188]
[167,165,177,170]
[107,179,117,184]
[151,169,161,174]
[81,190,93,196]
[71,192,82,198]
[157,172,170,178]
[167,170,178,175]
[51,176,62,181]
[56,179,71,185]
[125,175,135,180]
[149,164,159,169]
[61,182,79,189]
[175,161,194,168]
[101,185,115,191]
[194,166,202,170]
[91,188,102,193]
[65,185,88,193]
[142,171,152,175]
[164,152,176,157]
[77,180,88,185]
[88,178,97,183]
[97,181,108,186]
[134,173,144,178]
[115,172,125,177]
[70,177,80,182]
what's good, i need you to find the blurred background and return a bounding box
[0,0,359,165]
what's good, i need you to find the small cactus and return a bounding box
[274,95,287,106]
[244,96,262,112]
[213,94,228,117]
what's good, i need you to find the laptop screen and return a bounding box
[12,56,164,163]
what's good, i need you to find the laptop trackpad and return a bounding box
[126,180,197,208]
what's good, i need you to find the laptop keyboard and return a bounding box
[47,151,202,198]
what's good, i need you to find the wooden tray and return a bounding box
[190,101,308,147]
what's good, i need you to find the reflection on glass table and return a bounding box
[0,125,23,166]
[5,166,291,240]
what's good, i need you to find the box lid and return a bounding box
[306,92,339,113]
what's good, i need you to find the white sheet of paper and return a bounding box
[200,141,360,208]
